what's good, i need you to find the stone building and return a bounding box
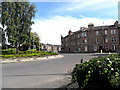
[61,21,120,53]
[41,43,61,52]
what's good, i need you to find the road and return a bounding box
[2,53,108,88]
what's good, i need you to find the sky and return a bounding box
[31,0,120,45]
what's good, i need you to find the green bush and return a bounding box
[1,54,16,58]
[72,54,120,89]
[25,49,37,54]
[2,48,16,55]
[1,51,59,58]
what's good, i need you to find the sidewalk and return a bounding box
[1,54,64,64]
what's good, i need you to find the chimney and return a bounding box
[68,30,73,35]
[88,23,94,29]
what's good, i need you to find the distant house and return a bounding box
[41,43,61,52]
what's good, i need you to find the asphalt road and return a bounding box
[2,53,108,88]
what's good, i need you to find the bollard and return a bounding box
[80,59,83,63]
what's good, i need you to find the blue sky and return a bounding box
[31,0,119,45]
[33,1,118,20]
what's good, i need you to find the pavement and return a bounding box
[2,53,109,88]
[1,54,64,64]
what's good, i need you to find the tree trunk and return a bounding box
[15,41,18,54]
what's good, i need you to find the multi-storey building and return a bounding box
[61,21,120,53]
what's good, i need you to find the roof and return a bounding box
[62,21,119,38]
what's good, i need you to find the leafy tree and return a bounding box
[22,32,41,51]
[1,2,36,53]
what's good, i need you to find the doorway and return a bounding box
[69,48,71,52]
[99,46,103,52]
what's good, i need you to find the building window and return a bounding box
[96,39,99,43]
[78,34,79,38]
[78,48,81,52]
[82,32,87,37]
[82,40,84,43]
[112,45,117,50]
[105,46,109,50]
[82,39,87,43]
[105,30,107,35]
[85,46,88,51]
[96,31,99,36]
[112,37,117,42]
[111,29,116,34]
[84,32,87,37]
[94,46,97,51]
[74,35,75,37]
[105,38,108,43]
[85,39,87,43]
[77,41,80,45]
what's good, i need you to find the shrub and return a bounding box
[26,49,37,54]
[2,48,16,55]
[1,51,59,58]
[1,54,16,58]
[72,54,120,89]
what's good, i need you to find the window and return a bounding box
[94,46,97,51]
[96,31,99,35]
[78,34,80,38]
[74,35,75,37]
[105,46,109,50]
[82,40,85,43]
[82,32,87,37]
[85,46,88,51]
[105,38,108,43]
[105,30,107,35]
[111,30,116,34]
[85,39,87,43]
[77,41,80,45]
[83,39,87,43]
[112,37,117,42]
[84,32,87,37]
[78,48,81,52]
[96,39,99,43]
[112,45,117,50]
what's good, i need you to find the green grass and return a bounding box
[1,51,58,58]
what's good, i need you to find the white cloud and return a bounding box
[31,15,115,45]
[56,0,119,12]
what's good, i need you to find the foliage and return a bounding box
[72,53,120,89]
[23,32,41,50]
[1,49,58,58]
[1,2,36,53]
[2,48,16,55]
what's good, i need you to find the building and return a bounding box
[61,21,120,53]
[41,43,61,52]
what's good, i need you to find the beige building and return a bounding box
[41,43,61,52]
[61,21,120,53]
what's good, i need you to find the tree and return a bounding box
[1,2,36,53]
[31,32,41,50]
[22,32,41,51]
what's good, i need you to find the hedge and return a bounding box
[72,53,120,89]
[1,49,58,58]
[2,48,16,55]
